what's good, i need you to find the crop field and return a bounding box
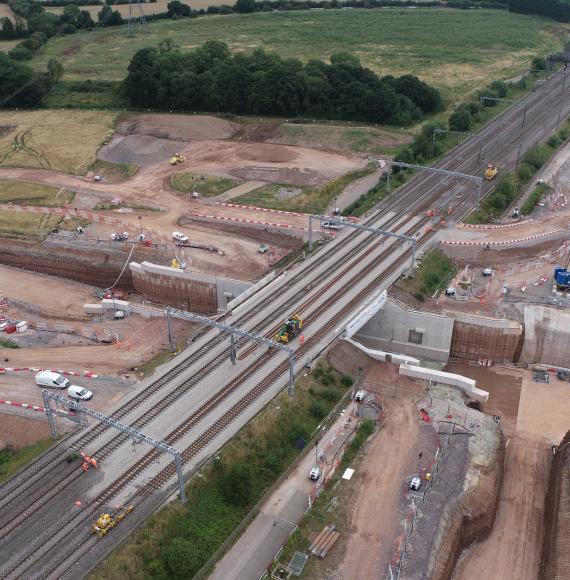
[0,210,61,238]
[0,180,71,207]
[28,9,566,100]
[46,0,213,17]
[0,110,118,174]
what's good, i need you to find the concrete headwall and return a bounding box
[355,299,454,362]
[130,261,251,314]
[519,305,570,367]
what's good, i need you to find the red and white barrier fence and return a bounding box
[460,219,534,230]
[441,228,566,246]
[0,399,71,415]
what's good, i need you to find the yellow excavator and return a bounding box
[91,506,134,538]
[484,163,499,181]
[170,153,185,166]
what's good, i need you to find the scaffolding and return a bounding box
[41,390,187,503]
[166,307,297,396]
[307,215,416,275]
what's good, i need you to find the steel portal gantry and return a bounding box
[41,390,187,503]
[166,307,297,396]
[307,215,417,275]
[388,161,484,208]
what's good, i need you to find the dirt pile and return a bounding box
[540,429,570,580]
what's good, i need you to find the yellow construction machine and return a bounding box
[169,153,185,166]
[91,506,134,538]
[275,314,303,344]
[484,163,499,181]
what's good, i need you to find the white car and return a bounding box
[355,389,365,402]
[309,466,320,481]
[172,231,189,243]
[68,385,93,401]
[409,475,421,491]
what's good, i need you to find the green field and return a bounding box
[0,439,56,483]
[0,210,61,238]
[27,9,566,101]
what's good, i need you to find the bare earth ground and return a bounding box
[327,344,427,578]
[0,415,51,449]
[445,365,569,579]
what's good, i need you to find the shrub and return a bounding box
[449,105,472,131]
[548,134,562,148]
[163,537,201,578]
[531,56,547,71]
[220,462,253,507]
[490,80,508,98]
[8,45,32,60]
[340,375,352,388]
[523,145,550,170]
[310,399,327,420]
[516,163,533,182]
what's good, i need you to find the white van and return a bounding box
[68,385,93,401]
[355,389,365,402]
[35,371,70,389]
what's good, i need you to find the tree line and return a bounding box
[509,0,570,22]
[122,41,443,124]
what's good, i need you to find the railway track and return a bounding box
[1,71,569,579]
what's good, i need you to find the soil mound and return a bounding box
[97,135,186,167]
[117,114,239,141]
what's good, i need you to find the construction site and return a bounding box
[1,69,570,580]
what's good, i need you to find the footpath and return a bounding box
[209,402,359,580]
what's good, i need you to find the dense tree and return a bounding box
[47,58,64,82]
[0,52,46,106]
[27,11,59,36]
[0,17,15,40]
[448,105,472,131]
[234,0,256,12]
[61,4,94,28]
[123,42,443,124]
[509,0,570,22]
[167,0,192,16]
[98,4,124,25]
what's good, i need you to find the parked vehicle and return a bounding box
[482,267,493,277]
[409,475,421,491]
[309,466,320,481]
[445,287,456,296]
[68,385,93,400]
[321,220,344,230]
[355,389,365,402]
[258,244,269,254]
[172,231,189,243]
[110,232,128,241]
[35,371,70,389]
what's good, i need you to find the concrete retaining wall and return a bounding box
[399,364,489,402]
[129,261,252,314]
[345,337,420,366]
[519,305,570,367]
[355,299,454,362]
[227,271,276,311]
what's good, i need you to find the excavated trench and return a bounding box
[0,236,168,291]
[540,429,570,580]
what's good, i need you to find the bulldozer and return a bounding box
[484,163,499,181]
[169,153,185,166]
[275,314,303,344]
[91,506,134,538]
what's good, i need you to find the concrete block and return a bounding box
[83,304,104,314]
[399,363,489,403]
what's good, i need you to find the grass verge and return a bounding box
[236,166,374,214]
[0,438,56,483]
[0,338,19,348]
[397,249,457,301]
[521,182,551,215]
[89,159,139,181]
[0,179,73,207]
[170,172,240,196]
[89,361,352,579]
[137,348,177,379]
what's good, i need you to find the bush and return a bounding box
[163,537,202,578]
[449,105,472,131]
[548,134,562,148]
[531,56,548,71]
[521,182,549,215]
[8,45,32,60]
[523,145,551,170]
[516,163,533,182]
[490,80,508,98]
[310,399,327,420]
[220,462,253,507]
[559,126,570,141]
